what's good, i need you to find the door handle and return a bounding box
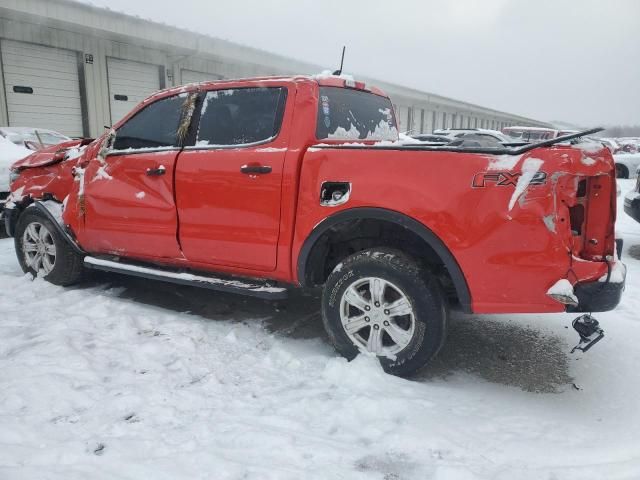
[146,166,166,176]
[240,164,272,175]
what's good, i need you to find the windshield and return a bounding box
[316,86,398,141]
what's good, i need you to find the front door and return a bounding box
[82,93,190,259]
[175,86,290,271]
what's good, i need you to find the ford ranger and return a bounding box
[4,75,626,375]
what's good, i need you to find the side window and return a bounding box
[113,94,186,150]
[196,87,287,146]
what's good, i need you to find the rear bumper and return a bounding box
[567,248,626,313]
[567,279,625,312]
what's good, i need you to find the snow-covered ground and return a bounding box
[1,182,639,480]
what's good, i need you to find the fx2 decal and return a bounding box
[472,171,547,188]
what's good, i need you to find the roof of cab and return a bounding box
[147,74,389,101]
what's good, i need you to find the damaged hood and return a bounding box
[11,139,94,171]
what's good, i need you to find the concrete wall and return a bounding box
[0,0,550,137]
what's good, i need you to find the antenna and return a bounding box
[332,46,346,76]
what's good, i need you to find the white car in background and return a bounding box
[433,128,514,143]
[614,152,640,179]
[0,127,71,151]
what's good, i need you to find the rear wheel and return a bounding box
[15,208,84,286]
[321,248,447,376]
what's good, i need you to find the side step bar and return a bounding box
[84,256,288,300]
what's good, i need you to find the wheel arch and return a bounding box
[297,207,472,313]
[615,163,629,179]
[25,201,85,255]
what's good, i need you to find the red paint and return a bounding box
[8,76,619,314]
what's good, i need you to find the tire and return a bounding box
[321,248,447,377]
[14,208,84,286]
[615,163,629,179]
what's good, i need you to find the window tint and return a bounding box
[316,87,397,141]
[196,87,287,146]
[113,94,185,150]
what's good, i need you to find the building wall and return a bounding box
[0,0,550,137]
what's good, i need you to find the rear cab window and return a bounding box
[316,87,398,142]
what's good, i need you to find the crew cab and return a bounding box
[4,75,626,376]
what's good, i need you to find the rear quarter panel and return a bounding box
[293,144,614,313]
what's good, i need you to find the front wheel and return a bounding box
[14,208,84,286]
[321,249,447,376]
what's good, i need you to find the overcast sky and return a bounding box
[84,0,639,126]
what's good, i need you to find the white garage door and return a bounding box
[107,58,161,124]
[1,40,84,137]
[181,69,223,85]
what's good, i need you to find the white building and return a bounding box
[0,0,550,138]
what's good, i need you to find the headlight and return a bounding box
[9,169,20,184]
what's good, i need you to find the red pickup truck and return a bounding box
[4,75,625,375]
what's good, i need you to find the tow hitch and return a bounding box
[571,314,604,353]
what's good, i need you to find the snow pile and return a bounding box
[0,181,639,479]
[0,136,31,191]
[614,153,640,178]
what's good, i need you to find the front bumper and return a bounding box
[624,190,640,223]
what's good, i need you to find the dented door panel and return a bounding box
[79,149,183,259]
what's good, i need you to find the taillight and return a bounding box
[580,174,616,260]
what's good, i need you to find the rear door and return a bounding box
[175,86,290,271]
[82,93,194,259]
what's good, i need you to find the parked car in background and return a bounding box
[614,152,640,178]
[624,167,640,223]
[596,138,621,154]
[617,138,640,154]
[433,128,513,143]
[409,134,451,143]
[0,127,71,151]
[502,126,559,141]
[447,133,505,148]
[558,129,579,137]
